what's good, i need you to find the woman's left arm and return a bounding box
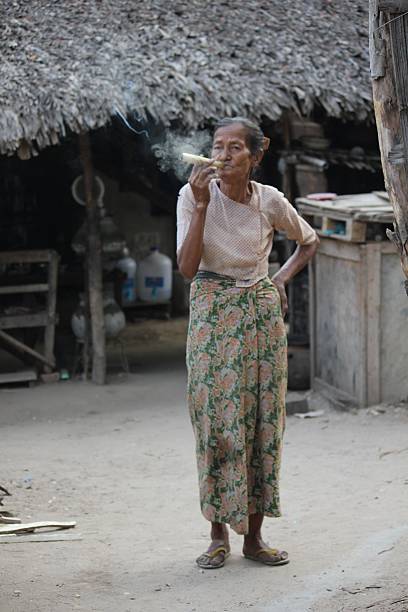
[271,239,319,316]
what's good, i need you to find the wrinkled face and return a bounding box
[211,124,257,182]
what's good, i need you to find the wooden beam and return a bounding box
[0,284,49,295]
[369,2,408,289]
[79,132,106,385]
[0,313,49,329]
[378,0,408,12]
[43,250,59,371]
[365,244,382,405]
[0,250,51,264]
[369,0,386,79]
[389,12,408,155]
[0,330,55,369]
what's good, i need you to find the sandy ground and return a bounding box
[1,319,408,612]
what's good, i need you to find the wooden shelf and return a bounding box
[0,283,49,295]
[0,312,50,330]
[0,250,59,381]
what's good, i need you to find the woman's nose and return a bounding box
[218,148,230,160]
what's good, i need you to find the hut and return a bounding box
[0,0,381,385]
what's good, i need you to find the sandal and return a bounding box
[196,544,230,569]
[243,547,289,566]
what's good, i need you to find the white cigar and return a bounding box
[182,153,224,168]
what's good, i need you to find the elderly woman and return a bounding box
[177,117,319,569]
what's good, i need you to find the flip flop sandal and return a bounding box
[196,545,230,569]
[243,548,289,566]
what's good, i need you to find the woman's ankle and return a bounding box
[211,523,228,542]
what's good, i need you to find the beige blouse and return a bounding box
[176,179,317,288]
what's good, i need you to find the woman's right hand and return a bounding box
[188,161,217,209]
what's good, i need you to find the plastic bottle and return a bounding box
[116,248,137,305]
[137,247,172,303]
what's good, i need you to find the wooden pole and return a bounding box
[369,0,408,293]
[78,132,106,384]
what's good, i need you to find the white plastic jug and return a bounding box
[116,248,137,305]
[137,247,172,303]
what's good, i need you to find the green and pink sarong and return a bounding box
[187,273,287,535]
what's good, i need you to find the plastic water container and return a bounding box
[137,247,172,303]
[116,248,137,305]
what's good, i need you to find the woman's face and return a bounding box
[211,124,257,182]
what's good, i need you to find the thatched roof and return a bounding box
[0,1,372,156]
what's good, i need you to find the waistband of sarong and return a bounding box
[194,271,236,283]
[194,271,271,289]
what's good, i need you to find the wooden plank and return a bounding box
[0,521,76,535]
[313,244,364,402]
[0,370,37,384]
[370,0,387,79]
[347,205,393,211]
[341,204,392,212]
[365,244,382,404]
[299,193,390,205]
[297,198,392,220]
[0,533,82,544]
[299,200,392,212]
[390,12,408,163]
[381,240,399,253]
[378,0,408,12]
[0,512,21,525]
[354,212,394,222]
[0,251,52,264]
[0,330,55,369]
[357,247,369,407]
[43,251,59,371]
[0,514,21,524]
[0,284,49,295]
[0,312,48,329]
[299,206,354,220]
[318,237,361,262]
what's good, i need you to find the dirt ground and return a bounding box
[1,318,408,612]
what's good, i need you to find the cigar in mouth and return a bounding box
[182,153,224,169]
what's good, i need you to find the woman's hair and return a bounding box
[214,117,265,155]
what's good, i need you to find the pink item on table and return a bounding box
[306,192,337,201]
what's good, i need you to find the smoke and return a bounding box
[115,109,150,139]
[152,130,212,181]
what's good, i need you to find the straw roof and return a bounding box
[0,0,372,156]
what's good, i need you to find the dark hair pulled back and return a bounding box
[214,117,264,155]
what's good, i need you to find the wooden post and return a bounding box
[78,132,106,384]
[43,250,59,372]
[369,0,408,292]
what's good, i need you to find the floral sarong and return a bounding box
[187,275,287,535]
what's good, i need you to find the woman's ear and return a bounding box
[252,150,265,167]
